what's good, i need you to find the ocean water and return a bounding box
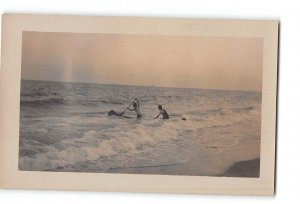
[19,80,261,175]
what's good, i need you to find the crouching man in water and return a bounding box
[155,104,169,119]
[127,98,142,119]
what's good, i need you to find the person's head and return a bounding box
[133,102,137,108]
[158,105,162,110]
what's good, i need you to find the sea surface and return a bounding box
[19,80,261,175]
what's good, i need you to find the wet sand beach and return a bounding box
[108,124,261,177]
[219,158,260,177]
[108,158,260,178]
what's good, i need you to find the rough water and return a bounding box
[19,80,261,175]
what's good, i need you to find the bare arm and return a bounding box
[135,98,140,107]
[155,112,161,119]
[127,107,135,111]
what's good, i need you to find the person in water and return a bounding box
[155,104,169,119]
[127,98,142,119]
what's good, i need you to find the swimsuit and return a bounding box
[135,107,142,118]
[160,109,169,119]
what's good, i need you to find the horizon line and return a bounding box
[21,78,262,93]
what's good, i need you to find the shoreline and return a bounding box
[106,158,260,178]
[108,137,261,177]
[107,123,261,177]
[107,157,260,178]
[42,157,260,178]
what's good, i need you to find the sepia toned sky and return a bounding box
[22,32,263,91]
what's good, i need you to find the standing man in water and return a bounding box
[155,104,169,119]
[127,98,142,119]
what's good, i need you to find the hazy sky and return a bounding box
[22,32,263,91]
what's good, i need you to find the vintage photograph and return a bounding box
[19,31,263,177]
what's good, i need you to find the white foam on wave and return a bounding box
[19,119,184,171]
[19,103,261,171]
[75,121,181,159]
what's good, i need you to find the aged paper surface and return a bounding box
[0,14,278,195]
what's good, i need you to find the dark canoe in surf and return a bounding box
[107,110,133,118]
[108,110,123,116]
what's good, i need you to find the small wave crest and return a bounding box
[21,97,67,107]
[232,106,253,112]
[99,100,124,105]
[20,97,126,108]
